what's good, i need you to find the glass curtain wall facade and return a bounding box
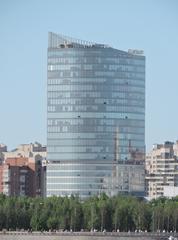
[47,32,145,198]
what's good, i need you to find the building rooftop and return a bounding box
[48,32,144,57]
[48,32,110,49]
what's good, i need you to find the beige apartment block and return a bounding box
[146,141,178,199]
[2,142,46,160]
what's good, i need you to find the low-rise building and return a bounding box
[163,186,178,198]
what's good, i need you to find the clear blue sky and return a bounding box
[0,0,178,152]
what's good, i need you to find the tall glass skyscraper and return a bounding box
[47,32,145,198]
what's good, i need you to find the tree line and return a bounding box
[0,193,178,232]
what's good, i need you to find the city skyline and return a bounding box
[0,0,178,152]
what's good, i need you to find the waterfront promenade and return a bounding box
[0,231,177,240]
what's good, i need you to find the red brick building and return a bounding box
[0,157,46,197]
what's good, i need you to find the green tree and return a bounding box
[98,193,111,231]
[60,197,70,230]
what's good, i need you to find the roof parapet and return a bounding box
[48,32,110,49]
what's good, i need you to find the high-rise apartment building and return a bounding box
[0,157,46,197]
[0,142,47,197]
[146,141,178,199]
[47,32,145,198]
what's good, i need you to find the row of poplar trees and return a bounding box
[0,193,178,232]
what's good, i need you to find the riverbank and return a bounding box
[0,231,177,240]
